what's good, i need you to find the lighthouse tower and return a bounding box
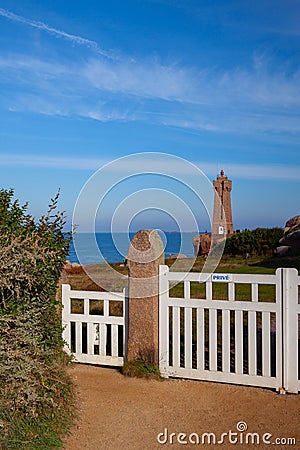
[212,169,234,239]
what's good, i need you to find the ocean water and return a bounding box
[68,232,197,264]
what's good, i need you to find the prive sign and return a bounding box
[211,274,232,282]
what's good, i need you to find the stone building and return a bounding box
[193,169,234,256]
[212,169,234,239]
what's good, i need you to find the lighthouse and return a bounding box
[212,169,234,239]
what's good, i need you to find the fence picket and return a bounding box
[87,322,94,355]
[76,322,82,354]
[222,309,230,373]
[209,309,218,371]
[173,307,180,368]
[262,312,271,377]
[248,311,257,375]
[235,310,244,374]
[99,324,107,356]
[111,324,119,357]
[197,308,204,370]
[251,284,258,302]
[185,307,192,369]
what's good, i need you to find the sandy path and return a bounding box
[63,364,299,450]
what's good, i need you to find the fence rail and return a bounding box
[62,284,126,366]
[159,266,299,393]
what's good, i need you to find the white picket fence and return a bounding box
[62,284,126,366]
[61,267,299,393]
[159,266,300,393]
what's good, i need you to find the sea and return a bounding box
[68,232,197,265]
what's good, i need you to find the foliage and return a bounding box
[122,360,163,380]
[122,350,163,380]
[224,227,284,257]
[0,189,74,449]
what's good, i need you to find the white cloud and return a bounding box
[0,8,300,137]
[0,7,114,59]
[83,58,196,102]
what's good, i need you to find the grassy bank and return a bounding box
[64,254,300,292]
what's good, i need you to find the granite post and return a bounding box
[127,229,164,363]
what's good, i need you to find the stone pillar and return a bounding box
[127,230,164,363]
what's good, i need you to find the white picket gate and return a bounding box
[159,265,300,393]
[62,284,126,366]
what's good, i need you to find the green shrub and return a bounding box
[0,189,74,449]
[122,350,163,380]
[224,227,284,257]
[122,360,163,380]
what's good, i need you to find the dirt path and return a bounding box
[63,364,299,450]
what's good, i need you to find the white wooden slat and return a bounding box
[172,307,180,367]
[164,297,278,313]
[222,309,230,373]
[251,284,258,302]
[111,324,119,357]
[168,367,279,389]
[283,269,299,393]
[197,308,204,370]
[184,281,190,300]
[99,323,107,356]
[64,314,124,325]
[228,283,235,301]
[87,322,94,355]
[158,265,170,377]
[184,308,192,369]
[262,312,271,377]
[209,309,218,371]
[235,310,244,374]
[165,271,279,285]
[68,289,125,301]
[104,300,109,317]
[75,322,82,354]
[206,281,212,300]
[248,311,257,376]
[84,297,89,315]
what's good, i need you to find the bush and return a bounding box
[122,360,162,380]
[122,350,163,380]
[0,189,74,449]
[224,227,284,257]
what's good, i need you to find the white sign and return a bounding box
[211,274,232,282]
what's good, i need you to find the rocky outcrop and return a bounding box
[64,260,84,274]
[166,254,188,260]
[284,215,300,234]
[193,233,211,257]
[275,215,300,256]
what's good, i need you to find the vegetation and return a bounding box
[224,227,284,257]
[122,359,162,380]
[0,189,74,449]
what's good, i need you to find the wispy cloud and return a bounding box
[0,7,114,59]
[1,50,300,140]
[0,153,299,181]
[0,8,300,138]
[83,58,197,102]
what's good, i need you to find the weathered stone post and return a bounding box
[127,230,164,363]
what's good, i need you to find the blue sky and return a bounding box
[0,0,299,232]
